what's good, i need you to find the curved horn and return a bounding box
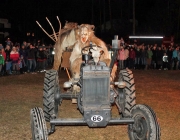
[36,20,56,42]
[56,16,61,36]
[46,17,58,41]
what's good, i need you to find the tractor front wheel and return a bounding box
[128,104,161,140]
[30,107,48,140]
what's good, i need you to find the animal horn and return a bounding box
[46,17,58,41]
[36,17,62,42]
[36,20,56,42]
[56,16,61,36]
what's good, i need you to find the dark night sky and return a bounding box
[0,0,180,43]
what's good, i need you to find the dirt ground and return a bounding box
[0,69,180,140]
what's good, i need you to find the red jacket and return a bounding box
[129,49,136,60]
[10,51,19,62]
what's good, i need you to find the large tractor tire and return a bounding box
[43,69,60,122]
[30,107,48,140]
[118,68,136,117]
[128,104,161,140]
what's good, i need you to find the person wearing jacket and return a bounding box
[146,47,153,69]
[19,45,28,72]
[0,49,5,75]
[5,45,12,75]
[27,44,37,74]
[36,47,46,72]
[129,47,136,69]
[10,46,20,74]
[172,47,179,70]
[117,46,125,70]
[135,46,141,69]
[140,45,147,69]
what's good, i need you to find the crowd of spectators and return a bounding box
[1,37,180,77]
[114,38,180,71]
[0,39,54,76]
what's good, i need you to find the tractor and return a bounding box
[30,36,160,140]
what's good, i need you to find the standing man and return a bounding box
[27,44,37,74]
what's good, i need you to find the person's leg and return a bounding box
[122,60,124,69]
[28,60,33,72]
[16,63,20,74]
[32,59,37,72]
[12,63,16,73]
[6,62,12,75]
[39,61,43,72]
[129,58,132,69]
[42,61,45,71]
[137,58,140,69]
[0,65,2,75]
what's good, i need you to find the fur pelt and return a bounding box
[53,22,112,81]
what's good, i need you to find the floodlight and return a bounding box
[129,36,163,39]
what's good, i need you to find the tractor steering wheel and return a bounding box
[81,45,103,55]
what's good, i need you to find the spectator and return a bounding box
[36,47,46,72]
[5,45,12,75]
[0,49,5,76]
[47,44,54,66]
[117,46,125,70]
[172,47,179,70]
[19,55,26,74]
[19,45,28,72]
[5,38,12,47]
[167,46,173,70]
[178,50,180,70]
[140,45,147,69]
[156,47,164,70]
[146,47,153,69]
[10,46,20,74]
[152,45,157,69]
[0,44,3,49]
[21,41,27,48]
[162,52,168,70]
[1,47,6,75]
[43,47,48,70]
[27,44,37,74]
[129,47,136,69]
[135,46,141,69]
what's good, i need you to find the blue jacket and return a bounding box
[172,50,178,58]
[178,51,180,61]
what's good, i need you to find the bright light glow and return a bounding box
[129,36,163,39]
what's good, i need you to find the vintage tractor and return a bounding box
[30,37,160,140]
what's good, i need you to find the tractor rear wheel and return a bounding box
[128,104,161,140]
[30,107,48,140]
[118,68,136,117]
[43,69,60,122]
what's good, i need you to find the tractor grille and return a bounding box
[82,66,110,106]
